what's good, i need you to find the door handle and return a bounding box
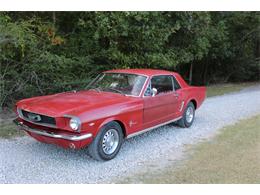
[173,93,179,98]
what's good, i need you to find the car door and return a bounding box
[143,75,181,128]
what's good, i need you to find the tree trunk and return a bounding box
[189,63,193,85]
[203,59,208,85]
[256,39,260,58]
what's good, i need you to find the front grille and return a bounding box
[21,110,56,126]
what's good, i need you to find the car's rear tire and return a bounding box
[177,102,195,128]
[88,121,124,161]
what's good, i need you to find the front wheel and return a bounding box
[88,121,124,161]
[177,102,195,128]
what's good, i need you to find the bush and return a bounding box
[0,12,259,108]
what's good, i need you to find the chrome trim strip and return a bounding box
[142,78,151,97]
[138,75,149,97]
[17,108,57,128]
[180,101,185,112]
[13,119,92,141]
[126,116,182,139]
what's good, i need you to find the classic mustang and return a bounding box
[14,69,206,161]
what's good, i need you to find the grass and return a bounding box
[0,121,24,139]
[206,82,258,97]
[123,115,260,183]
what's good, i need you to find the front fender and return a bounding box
[96,117,128,136]
[80,99,144,138]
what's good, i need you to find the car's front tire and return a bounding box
[177,102,195,128]
[88,121,124,161]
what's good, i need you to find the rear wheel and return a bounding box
[177,102,195,128]
[88,121,124,161]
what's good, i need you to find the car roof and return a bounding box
[104,69,177,77]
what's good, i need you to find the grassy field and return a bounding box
[206,82,258,97]
[125,115,260,183]
[0,121,24,139]
[0,110,24,139]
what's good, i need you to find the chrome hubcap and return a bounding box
[186,106,194,123]
[102,129,119,155]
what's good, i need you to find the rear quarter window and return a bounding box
[173,76,181,90]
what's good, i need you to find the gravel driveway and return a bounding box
[1,85,260,183]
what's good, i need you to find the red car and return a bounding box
[14,69,206,161]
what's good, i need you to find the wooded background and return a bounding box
[0,12,259,108]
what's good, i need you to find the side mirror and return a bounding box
[151,88,157,97]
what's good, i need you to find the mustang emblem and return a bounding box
[28,113,41,122]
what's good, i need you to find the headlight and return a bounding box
[69,117,81,131]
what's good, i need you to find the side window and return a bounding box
[151,75,174,95]
[173,76,181,90]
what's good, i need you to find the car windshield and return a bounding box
[86,73,147,96]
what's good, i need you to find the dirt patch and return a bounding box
[0,109,24,138]
[0,108,16,122]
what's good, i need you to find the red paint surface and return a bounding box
[15,69,206,149]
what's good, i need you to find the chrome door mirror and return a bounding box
[151,88,158,97]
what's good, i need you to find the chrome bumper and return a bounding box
[13,119,92,141]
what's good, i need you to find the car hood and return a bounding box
[17,90,133,117]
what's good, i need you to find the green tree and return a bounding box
[0,11,259,108]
